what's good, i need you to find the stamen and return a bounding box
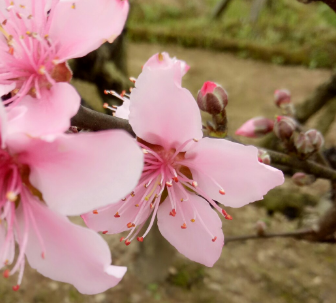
[6,191,17,202]
[114,212,120,218]
[125,239,131,246]
[137,237,144,242]
[119,237,124,242]
[181,223,187,229]
[92,210,98,214]
[219,189,226,195]
[12,285,19,291]
[129,77,136,83]
[212,236,217,242]
[127,222,135,228]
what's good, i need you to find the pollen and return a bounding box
[219,189,226,195]
[127,222,135,228]
[190,219,195,223]
[6,191,17,202]
[71,3,76,9]
[135,204,139,207]
[38,65,46,75]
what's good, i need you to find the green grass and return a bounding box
[128,0,336,68]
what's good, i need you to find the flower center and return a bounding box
[0,2,72,106]
[94,138,232,246]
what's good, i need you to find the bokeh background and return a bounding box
[2,1,336,302]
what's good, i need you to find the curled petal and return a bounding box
[129,66,202,149]
[17,189,126,294]
[49,0,129,60]
[157,193,224,267]
[0,83,15,98]
[143,52,189,85]
[186,137,284,208]
[18,130,143,216]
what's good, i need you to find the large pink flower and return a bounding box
[0,102,143,293]
[83,53,284,267]
[0,0,129,135]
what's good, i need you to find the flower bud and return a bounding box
[235,117,274,138]
[273,116,296,141]
[306,129,324,152]
[258,149,271,165]
[197,81,228,115]
[292,172,316,186]
[294,132,315,155]
[274,89,291,108]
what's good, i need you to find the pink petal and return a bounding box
[186,137,284,208]
[0,100,8,146]
[0,83,15,97]
[7,83,80,137]
[129,66,203,149]
[143,53,190,85]
[18,130,143,216]
[115,98,130,120]
[157,193,224,267]
[17,189,126,294]
[49,0,129,60]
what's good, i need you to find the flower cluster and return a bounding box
[0,1,285,295]
[0,0,142,295]
[83,53,284,267]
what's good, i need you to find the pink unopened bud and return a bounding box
[273,116,296,141]
[258,149,271,165]
[274,89,291,108]
[306,129,324,152]
[292,172,316,186]
[256,220,267,236]
[197,81,228,115]
[235,117,274,138]
[294,132,315,155]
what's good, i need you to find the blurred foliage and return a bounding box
[168,262,206,289]
[128,0,336,68]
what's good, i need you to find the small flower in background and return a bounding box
[0,0,129,135]
[258,149,271,165]
[83,53,284,267]
[0,102,143,293]
[197,81,228,115]
[292,172,316,186]
[274,89,291,108]
[235,117,274,138]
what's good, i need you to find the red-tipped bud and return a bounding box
[294,132,315,155]
[235,117,274,138]
[197,81,228,115]
[274,89,291,108]
[306,129,324,152]
[273,116,296,141]
[258,149,271,165]
[137,237,144,242]
[292,172,316,186]
[12,285,20,291]
[256,220,267,236]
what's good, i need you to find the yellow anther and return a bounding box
[158,53,164,61]
[71,3,76,9]
[6,192,17,202]
[191,219,195,223]
[38,65,46,75]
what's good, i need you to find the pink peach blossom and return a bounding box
[83,53,284,267]
[0,102,143,293]
[0,0,129,136]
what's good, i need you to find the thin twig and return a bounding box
[267,149,336,181]
[225,228,315,244]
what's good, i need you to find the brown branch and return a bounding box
[267,150,336,181]
[225,228,316,244]
[71,105,135,137]
[298,0,336,13]
[295,72,336,123]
